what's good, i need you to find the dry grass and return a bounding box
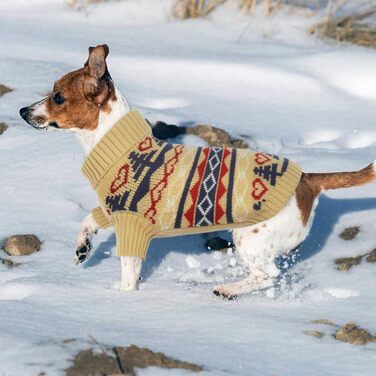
[172,0,285,19]
[309,2,376,48]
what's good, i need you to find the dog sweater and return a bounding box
[82,110,302,259]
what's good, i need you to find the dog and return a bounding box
[19,44,376,299]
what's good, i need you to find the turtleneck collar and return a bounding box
[82,110,152,188]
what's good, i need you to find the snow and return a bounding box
[1,1,376,375]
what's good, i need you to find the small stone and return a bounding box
[366,249,376,263]
[3,234,42,256]
[0,123,8,135]
[334,255,363,271]
[0,84,12,97]
[186,124,248,149]
[339,226,360,241]
[0,257,21,268]
[304,330,324,338]
[206,236,235,253]
[309,319,337,327]
[334,322,376,345]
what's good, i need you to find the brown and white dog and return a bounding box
[19,45,376,298]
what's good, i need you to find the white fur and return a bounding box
[213,195,318,298]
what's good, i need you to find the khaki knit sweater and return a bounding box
[82,110,302,259]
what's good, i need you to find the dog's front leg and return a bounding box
[120,256,142,291]
[74,213,99,264]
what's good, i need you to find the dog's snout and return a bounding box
[19,107,30,120]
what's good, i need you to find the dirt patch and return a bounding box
[66,349,121,376]
[339,226,360,241]
[309,319,336,327]
[309,320,376,346]
[304,330,324,339]
[334,322,376,345]
[334,247,376,271]
[366,249,376,263]
[0,84,12,97]
[0,123,8,135]
[186,124,248,149]
[2,234,42,256]
[66,344,203,375]
[334,255,363,271]
[116,345,203,373]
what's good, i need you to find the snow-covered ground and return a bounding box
[0,1,376,375]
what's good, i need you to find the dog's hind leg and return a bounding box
[74,212,100,264]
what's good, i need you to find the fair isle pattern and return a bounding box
[105,136,184,225]
[82,110,302,258]
[144,144,184,224]
[175,147,235,228]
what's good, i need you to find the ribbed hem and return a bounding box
[255,159,302,222]
[92,206,111,229]
[82,110,152,189]
[112,212,158,259]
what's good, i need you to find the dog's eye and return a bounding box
[53,92,65,105]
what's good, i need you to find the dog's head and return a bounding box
[19,44,115,131]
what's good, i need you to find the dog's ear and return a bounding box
[83,44,111,105]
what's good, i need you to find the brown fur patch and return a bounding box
[43,67,116,131]
[252,228,259,234]
[295,173,320,226]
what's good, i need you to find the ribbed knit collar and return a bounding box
[82,110,152,188]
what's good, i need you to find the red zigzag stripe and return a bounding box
[184,147,210,226]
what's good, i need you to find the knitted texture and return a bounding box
[83,110,302,259]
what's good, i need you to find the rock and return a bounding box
[115,345,203,373]
[309,319,337,327]
[366,249,376,263]
[186,124,248,149]
[0,122,8,135]
[0,84,12,97]
[334,255,363,271]
[151,121,186,140]
[3,234,42,256]
[66,345,203,375]
[0,257,21,268]
[206,236,235,253]
[339,226,360,241]
[304,330,324,338]
[334,322,376,345]
[66,349,123,376]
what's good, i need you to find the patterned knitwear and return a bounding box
[82,110,302,259]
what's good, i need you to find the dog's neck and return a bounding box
[76,86,131,155]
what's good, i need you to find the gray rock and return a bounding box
[334,322,376,345]
[3,234,42,256]
[339,226,360,241]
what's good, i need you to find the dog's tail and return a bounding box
[304,161,376,192]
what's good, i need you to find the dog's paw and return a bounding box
[74,238,92,265]
[212,286,237,300]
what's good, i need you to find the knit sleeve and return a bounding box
[92,206,111,229]
[111,212,159,259]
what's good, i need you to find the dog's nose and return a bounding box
[19,107,30,120]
